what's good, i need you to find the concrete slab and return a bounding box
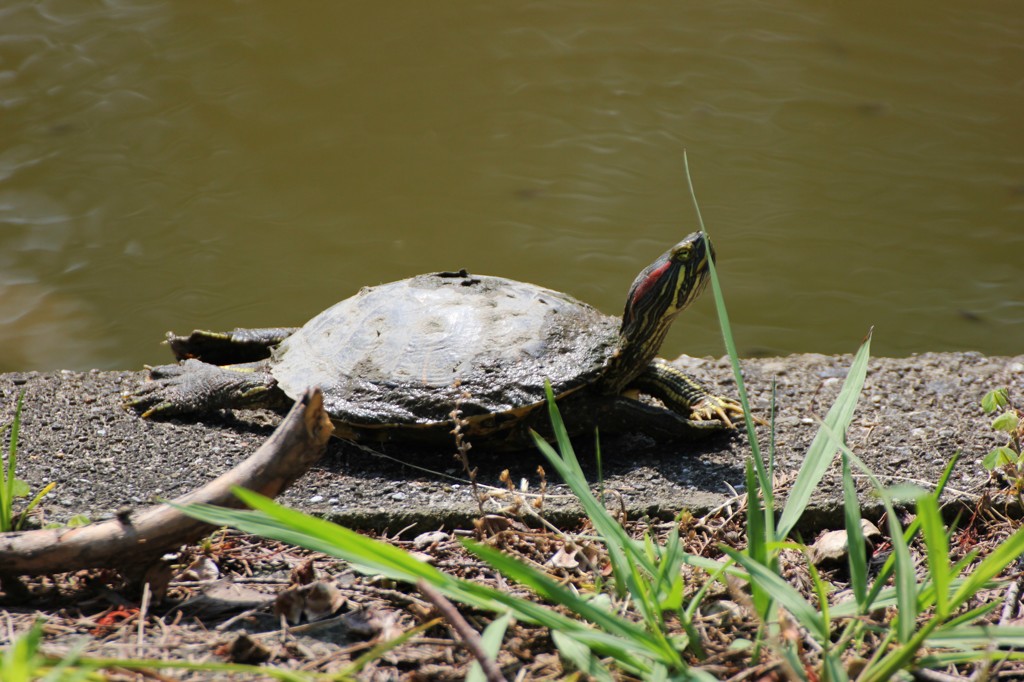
[1,352,1020,533]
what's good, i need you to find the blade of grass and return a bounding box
[16,481,56,532]
[67,658,317,682]
[841,452,869,610]
[533,383,655,578]
[37,625,93,682]
[821,427,993,622]
[682,154,768,497]
[654,527,685,612]
[719,546,829,643]
[744,459,773,621]
[918,495,951,620]
[466,613,512,682]
[529,405,691,667]
[529,428,636,597]
[551,630,615,682]
[340,618,440,679]
[917,649,1024,668]
[176,496,486,606]
[950,524,1024,609]
[456,586,655,673]
[777,331,872,540]
[768,378,777,476]
[1,392,25,532]
[3,619,45,682]
[179,491,656,674]
[463,539,666,651]
[937,601,1002,631]
[805,557,851,682]
[924,625,1024,648]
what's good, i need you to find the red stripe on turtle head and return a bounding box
[631,261,672,308]
[623,259,672,326]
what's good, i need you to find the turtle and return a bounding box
[126,231,746,447]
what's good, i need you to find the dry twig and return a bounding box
[0,389,333,576]
[417,579,507,682]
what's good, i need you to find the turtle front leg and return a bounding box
[166,328,299,364]
[125,359,288,418]
[631,358,747,428]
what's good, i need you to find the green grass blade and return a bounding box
[466,612,512,682]
[534,420,681,657]
[807,560,832,647]
[682,153,763,478]
[464,538,678,666]
[180,489,656,674]
[655,526,685,612]
[768,378,777,481]
[528,429,635,599]
[533,382,656,580]
[743,459,773,621]
[68,658,315,681]
[776,640,811,682]
[917,495,951,620]
[745,460,766,566]
[917,650,1024,669]
[841,453,868,610]
[178,492,482,605]
[938,601,1001,631]
[879,489,917,644]
[925,624,1024,648]
[3,619,44,682]
[777,331,871,540]
[814,412,935,619]
[341,618,437,678]
[455,584,654,673]
[821,649,850,682]
[678,552,747,579]
[15,481,56,532]
[950,524,1024,609]
[626,550,661,628]
[719,546,829,643]
[551,630,616,682]
[1,392,25,532]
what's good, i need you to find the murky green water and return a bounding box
[1,1,1021,372]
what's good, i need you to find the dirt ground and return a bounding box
[1,352,1022,679]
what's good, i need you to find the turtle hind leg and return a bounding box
[125,359,288,418]
[632,358,746,428]
[167,327,299,364]
[533,391,723,443]
[601,396,726,440]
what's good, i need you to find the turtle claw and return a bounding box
[124,362,199,418]
[137,401,178,420]
[689,395,754,428]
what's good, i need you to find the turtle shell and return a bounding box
[271,271,621,427]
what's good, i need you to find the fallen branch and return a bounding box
[0,388,333,577]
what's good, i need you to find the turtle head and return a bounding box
[609,232,713,386]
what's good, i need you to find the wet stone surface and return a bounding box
[1,352,1021,533]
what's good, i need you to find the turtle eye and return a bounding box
[671,244,692,262]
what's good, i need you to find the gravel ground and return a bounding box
[2,351,1020,533]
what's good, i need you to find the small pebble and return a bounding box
[413,531,449,549]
